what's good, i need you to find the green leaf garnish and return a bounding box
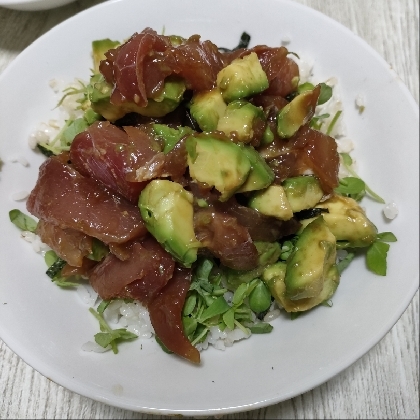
[377,232,397,242]
[317,83,333,105]
[326,110,342,135]
[97,299,111,314]
[310,113,330,130]
[44,250,59,267]
[337,252,355,273]
[339,153,385,203]
[297,82,314,93]
[222,308,235,331]
[366,241,390,276]
[52,278,80,288]
[248,322,273,334]
[199,296,230,322]
[89,307,137,354]
[9,209,38,232]
[334,176,366,201]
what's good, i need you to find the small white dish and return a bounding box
[0,0,418,416]
[0,0,75,11]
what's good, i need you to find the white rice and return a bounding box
[355,93,366,112]
[10,190,30,201]
[8,155,30,167]
[28,78,86,150]
[81,341,110,353]
[196,325,251,352]
[76,284,99,306]
[383,201,399,220]
[103,300,154,339]
[20,230,50,255]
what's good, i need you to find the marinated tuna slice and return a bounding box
[26,156,147,244]
[36,220,93,267]
[100,28,174,107]
[171,35,226,91]
[61,258,98,278]
[108,241,134,261]
[89,236,175,304]
[295,126,339,193]
[261,126,339,193]
[100,28,226,106]
[70,121,164,203]
[194,208,258,271]
[149,266,200,364]
[255,46,299,97]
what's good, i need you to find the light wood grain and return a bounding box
[0,0,418,418]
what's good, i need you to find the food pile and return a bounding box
[11,28,395,364]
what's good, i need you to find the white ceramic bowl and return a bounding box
[0,0,418,416]
[0,0,75,11]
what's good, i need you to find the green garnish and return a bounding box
[181,257,274,347]
[376,232,397,242]
[297,82,314,93]
[366,241,390,276]
[87,238,109,261]
[89,307,137,354]
[326,110,342,135]
[9,209,38,232]
[310,113,330,130]
[248,322,273,334]
[366,232,398,276]
[339,153,385,203]
[97,299,112,314]
[334,177,366,201]
[37,79,102,156]
[317,83,333,105]
[46,257,66,279]
[337,252,355,273]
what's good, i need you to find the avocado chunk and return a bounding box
[88,74,186,121]
[249,184,293,220]
[263,261,339,312]
[315,195,378,247]
[216,52,269,103]
[284,216,336,300]
[138,180,201,267]
[92,39,120,74]
[186,133,251,201]
[152,124,193,154]
[236,145,275,193]
[216,100,266,143]
[282,176,324,212]
[277,84,321,138]
[189,89,227,132]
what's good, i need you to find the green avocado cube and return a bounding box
[216,52,269,103]
[186,133,251,201]
[138,180,201,267]
[284,216,336,300]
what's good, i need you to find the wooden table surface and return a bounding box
[0,0,418,418]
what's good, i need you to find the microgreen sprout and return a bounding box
[338,153,385,203]
[89,307,137,354]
